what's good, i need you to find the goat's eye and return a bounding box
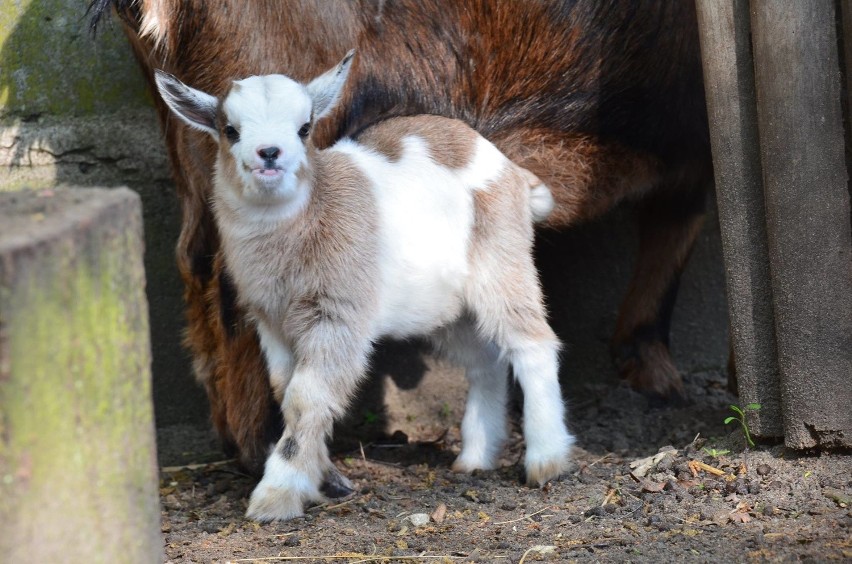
[298,122,311,139]
[224,125,240,142]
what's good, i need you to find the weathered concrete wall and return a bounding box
[1,0,731,465]
[0,0,149,117]
[0,0,209,444]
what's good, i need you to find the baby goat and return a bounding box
[154,52,574,522]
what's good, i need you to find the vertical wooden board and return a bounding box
[750,2,852,449]
[0,188,162,562]
[695,0,782,437]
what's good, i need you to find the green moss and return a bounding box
[0,0,151,117]
[0,206,159,561]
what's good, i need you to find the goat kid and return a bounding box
[154,53,574,521]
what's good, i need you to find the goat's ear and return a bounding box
[306,49,355,120]
[154,70,219,138]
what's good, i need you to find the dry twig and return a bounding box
[493,506,552,525]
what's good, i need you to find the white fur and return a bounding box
[431,321,509,471]
[530,183,555,222]
[256,321,294,403]
[334,136,481,337]
[155,57,574,522]
[247,436,320,521]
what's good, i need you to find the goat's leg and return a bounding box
[508,335,574,486]
[465,253,574,485]
[256,321,353,499]
[246,330,370,522]
[431,320,509,472]
[611,183,707,399]
[255,321,295,404]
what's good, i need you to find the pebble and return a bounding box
[199,521,224,534]
[656,456,675,472]
[647,514,663,525]
[647,515,670,531]
[748,481,762,495]
[500,501,517,511]
[406,513,430,527]
[756,464,772,476]
[282,534,300,547]
[674,462,692,475]
[689,485,706,497]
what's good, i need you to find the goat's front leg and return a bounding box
[246,331,371,522]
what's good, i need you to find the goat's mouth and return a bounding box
[249,166,283,178]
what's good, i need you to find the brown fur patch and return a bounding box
[355,123,404,162]
[357,116,477,168]
[488,129,663,227]
[468,166,555,344]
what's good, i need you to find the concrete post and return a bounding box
[0,188,162,562]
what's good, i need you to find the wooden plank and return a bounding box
[750,1,852,449]
[0,188,162,562]
[695,0,783,438]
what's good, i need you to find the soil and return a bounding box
[158,371,852,563]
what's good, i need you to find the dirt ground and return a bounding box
[157,370,851,563]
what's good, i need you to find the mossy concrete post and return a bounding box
[0,188,162,562]
[695,0,783,439]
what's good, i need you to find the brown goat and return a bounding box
[89,0,712,475]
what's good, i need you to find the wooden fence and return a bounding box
[696,0,851,449]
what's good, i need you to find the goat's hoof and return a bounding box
[615,340,685,402]
[524,435,574,487]
[524,455,572,487]
[320,466,355,499]
[246,484,308,522]
[451,453,498,474]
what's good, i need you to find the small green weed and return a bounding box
[724,403,761,448]
[701,447,731,458]
[362,409,380,425]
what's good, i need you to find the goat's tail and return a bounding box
[517,167,554,223]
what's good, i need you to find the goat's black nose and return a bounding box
[257,146,281,160]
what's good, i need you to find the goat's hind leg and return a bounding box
[466,261,574,486]
[468,179,575,484]
[431,319,509,473]
[508,331,574,486]
[611,181,708,400]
